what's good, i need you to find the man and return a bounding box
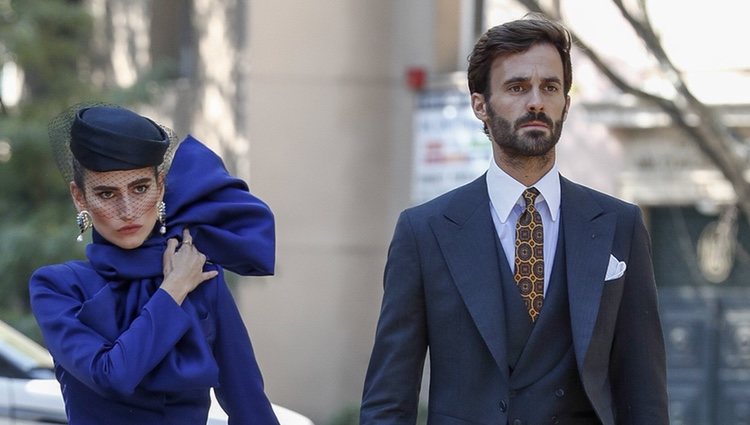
[361,15,669,425]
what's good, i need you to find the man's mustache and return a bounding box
[514,112,553,129]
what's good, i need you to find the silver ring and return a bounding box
[183,240,192,246]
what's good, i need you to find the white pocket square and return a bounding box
[605,254,627,281]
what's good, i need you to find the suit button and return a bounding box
[512,420,523,425]
[551,416,559,424]
[499,400,508,412]
[555,388,565,398]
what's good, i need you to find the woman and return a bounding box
[29,105,279,424]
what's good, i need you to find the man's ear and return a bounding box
[562,95,571,122]
[70,182,86,212]
[471,92,489,122]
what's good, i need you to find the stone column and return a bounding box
[240,0,439,422]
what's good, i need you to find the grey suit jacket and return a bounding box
[361,174,668,425]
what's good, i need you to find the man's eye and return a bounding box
[97,191,114,200]
[508,86,524,93]
[545,85,559,92]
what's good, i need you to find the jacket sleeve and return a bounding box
[29,264,192,398]
[212,277,279,425]
[360,211,428,425]
[610,207,669,424]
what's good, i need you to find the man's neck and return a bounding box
[493,150,555,187]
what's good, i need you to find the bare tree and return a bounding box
[516,0,750,221]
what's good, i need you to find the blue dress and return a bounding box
[29,136,279,425]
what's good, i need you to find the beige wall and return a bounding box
[238,1,438,423]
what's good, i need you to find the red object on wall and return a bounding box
[406,67,427,91]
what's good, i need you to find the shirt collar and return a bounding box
[486,158,561,223]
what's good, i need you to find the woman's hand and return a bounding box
[161,228,218,305]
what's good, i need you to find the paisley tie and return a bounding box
[514,188,544,321]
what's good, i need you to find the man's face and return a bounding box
[472,43,570,159]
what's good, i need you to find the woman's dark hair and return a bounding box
[467,14,572,98]
[72,159,85,191]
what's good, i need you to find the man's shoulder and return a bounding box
[562,177,639,215]
[402,175,487,220]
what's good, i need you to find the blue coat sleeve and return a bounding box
[29,264,192,398]
[211,277,279,425]
[610,207,669,423]
[361,211,428,425]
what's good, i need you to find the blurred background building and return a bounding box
[2,0,750,424]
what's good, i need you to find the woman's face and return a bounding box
[71,167,163,250]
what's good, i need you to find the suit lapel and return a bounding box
[561,177,616,372]
[429,176,508,374]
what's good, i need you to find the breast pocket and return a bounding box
[603,274,625,286]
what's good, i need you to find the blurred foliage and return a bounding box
[0,0,95,339]
[0,0,167,341]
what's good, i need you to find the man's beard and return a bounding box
[487,107,564,158]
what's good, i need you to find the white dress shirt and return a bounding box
[486,159,561,295]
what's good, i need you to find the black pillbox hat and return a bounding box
[70,106,169,171]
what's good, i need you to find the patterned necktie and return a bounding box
[514,188,544,322]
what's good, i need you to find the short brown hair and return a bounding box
[467,14,572,97]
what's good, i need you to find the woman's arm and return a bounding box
[30,230,217,398]
[30,263,192,398]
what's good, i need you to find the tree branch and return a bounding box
[514,0,750,223]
